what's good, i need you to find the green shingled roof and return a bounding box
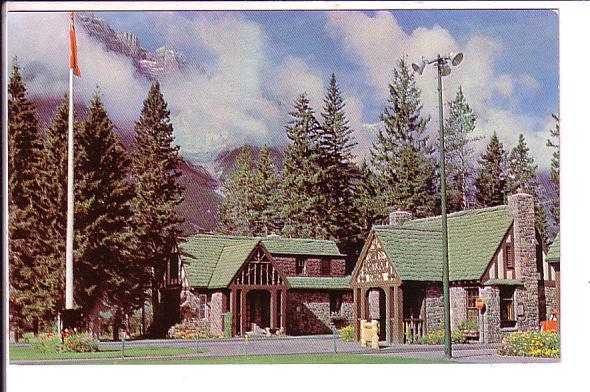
[287,276,351,289]
[482,279,524,286]
[373,205,514,282]
[373,227,442,281]
[546,232,560,263]
[180,234,344,288]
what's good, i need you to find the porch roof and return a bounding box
[373,205,514,282]
[546,232,560,263]
[180,234,344,288]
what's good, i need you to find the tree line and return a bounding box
[219,58,560,271]
[8,56,560,337]
[8,59,184,339]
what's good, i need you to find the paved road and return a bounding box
[10,335,558,364]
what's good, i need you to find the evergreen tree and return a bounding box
[546,114,560,232]
[475,132,508,207]
[218,146,259,236]
[7,60,48,336]
[252,146,282,235]
[281,93,326,238]
[443,86,481,212]
[507,133,548,243]
[370,58,437,218]
[74,91,146,330]
[131,82,184,336]
[317,73,360,254]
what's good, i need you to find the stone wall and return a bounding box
[209,291,224,336]
[450,286,467,331]
[272,256,346,277]
[543,286,558,320]
[424,284,444,334]
[286,290,353,335]
[167,318,210,338]
[508,192,539,330]
[368,289,381,319]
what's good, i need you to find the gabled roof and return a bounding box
[372,205,514,282]
[546,232,560,263]
[208,240,260,289]
[372,227,442,281]
[180,234,345,288]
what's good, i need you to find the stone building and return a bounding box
[161,235,353,337]
[546,232,561,319]
[351,192,558,344]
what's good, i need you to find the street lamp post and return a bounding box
[412,52,463,359]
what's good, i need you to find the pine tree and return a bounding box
[131,82,184,335]
[8,60,48,336]
[218,146,259,236]
[475,133,508,207]
[443,86,481,212]
[281,93,326,238]
[252,146,282,235]
[507,133,548,244]
[546,114,560,233]
[74,91,146,330]
[370,58,437,218]
[317,73,360,253]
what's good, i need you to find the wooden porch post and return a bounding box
[280,290,287,334]
[353,287,358,341]
[360,288,367,322]
[270,289,277,329]
[392,285,404,344]
[385,286,392,345]
[230,289,237,336]
[240,289,248,336]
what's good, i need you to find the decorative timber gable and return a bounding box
[352,234,400,286]
[231,247,288,288]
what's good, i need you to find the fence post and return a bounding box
[332,325,337,353]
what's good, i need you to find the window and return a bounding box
[198,294,208,319]
[505,244,514,269]
[465,288,479,324]
[296,258,306,275]
[321,259,331,276]
[330,292,342,314]
[500,287,516,328]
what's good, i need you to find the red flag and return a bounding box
[69,12,81,77]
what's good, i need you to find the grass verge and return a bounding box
[10,345,205,361]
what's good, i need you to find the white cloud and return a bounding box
[326,11,553,170]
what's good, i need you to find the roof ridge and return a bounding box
[186,233,337,244]
[374,226,442,233]
[408,205,509,224]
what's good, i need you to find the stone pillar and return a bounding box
[389,210,413,226]
[480,286,501,343]
[450,286,467,331]
[508,192,539,331]
[424,284,444,334]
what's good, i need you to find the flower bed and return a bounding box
[338,325,355,342]
[498,331,560,358]
[31,332,99,353]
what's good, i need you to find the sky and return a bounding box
[6,9,559,168]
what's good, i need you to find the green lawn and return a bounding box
[10,346,205,361]
[25,353,450,364]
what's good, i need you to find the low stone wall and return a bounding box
[286,290,353,335]
[167,317,210,338]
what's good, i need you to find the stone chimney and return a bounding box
[389,209,413,226]
[507,191,539,330]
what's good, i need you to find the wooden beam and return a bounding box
[240,289,248,336]
[270,289,277,330]
[280,290,287,333]
[385,286,392,345]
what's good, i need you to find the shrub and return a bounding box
[417,329,466,345]
[457,320,479,331]
[31,332,99,353]
[498,331,560,358]
[338,325,355,342]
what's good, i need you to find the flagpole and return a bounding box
[65,66,74,310]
